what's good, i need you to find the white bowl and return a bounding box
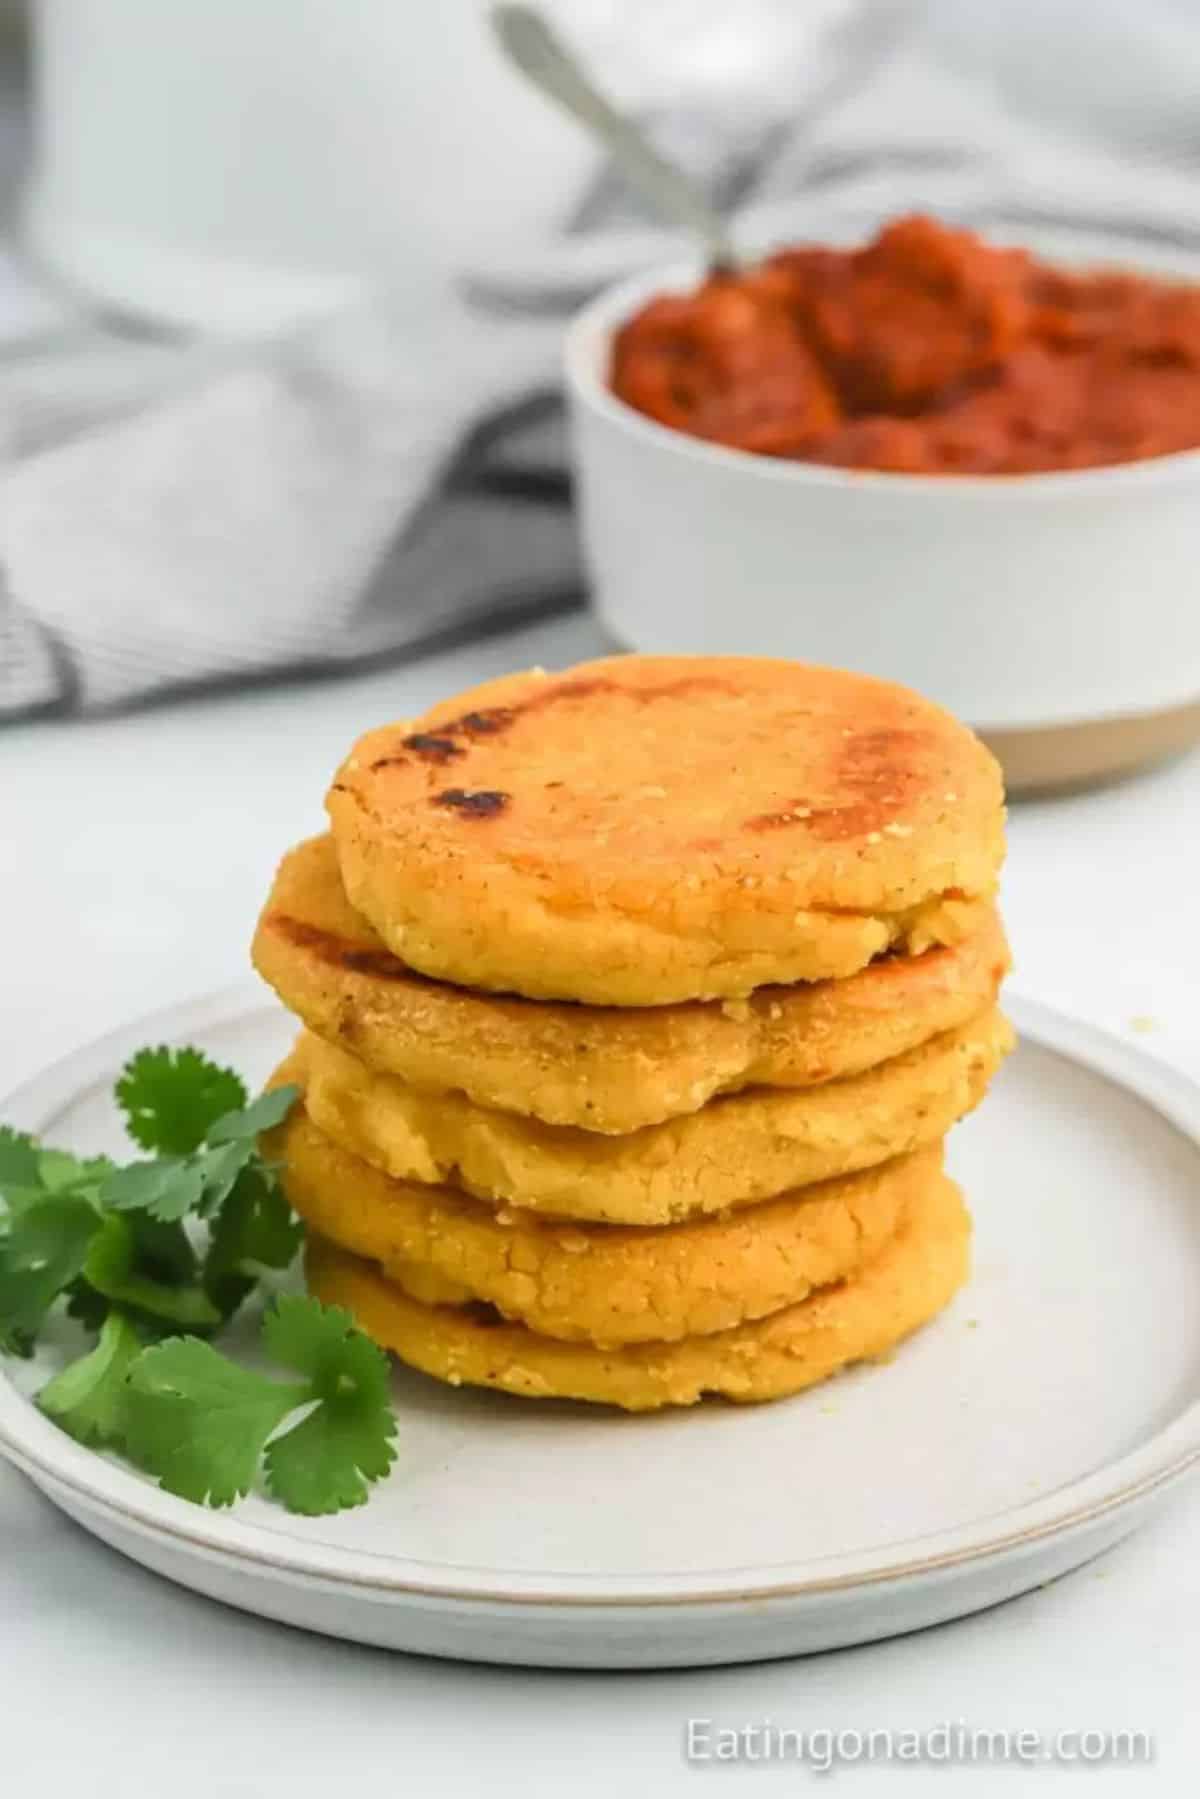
[564,234,1200,787]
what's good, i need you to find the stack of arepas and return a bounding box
[252,655,1012,1411]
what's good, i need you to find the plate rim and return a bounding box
[1,981,1198,1611]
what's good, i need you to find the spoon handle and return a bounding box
[491,3,736,271]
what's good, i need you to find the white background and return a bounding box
[4,607,1199,1796]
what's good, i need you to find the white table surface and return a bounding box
[4,608,1200,1796]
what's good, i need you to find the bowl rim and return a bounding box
[563,241,1200,500]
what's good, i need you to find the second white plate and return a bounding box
[1,988,1198,1668]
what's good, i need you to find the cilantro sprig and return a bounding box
[124,1299,397,1512]
[0,1048,398,1517]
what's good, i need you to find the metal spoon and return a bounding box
[490,3,737,272]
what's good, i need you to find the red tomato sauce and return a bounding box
[609,216,1200,474]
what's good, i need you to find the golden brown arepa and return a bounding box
[249,651,1012,1414]
[270,1102,942,1347]
[325,655,1005,1005]
[305,1171,971,1410]
[287,1009,1012,1225]
[253,835,1009,1133]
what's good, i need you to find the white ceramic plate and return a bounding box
[1,987,1198,1669]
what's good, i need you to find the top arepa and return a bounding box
[325,656,1005,1006]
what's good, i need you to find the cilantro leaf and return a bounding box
[206,1085,299,1148]
[99,1157,206,1224]
[5,1048,392,1520]
[263,1298,398,1515]
[117,1048,248,1157]
[0,1196,102,1356]
[82,1215,222,1333]
[123,1337,308,1507]
[37,1149,96,1194]
[67,1214,198,1335]
[95,1109,295,1229]
[123,1213,201,1288]
[204,1166,302,1320]
[0,1150,112,1229]
[117,1301,398,1515]
[0,1128,41,1192]
[65,1278,111,1332]
[0,1135,106,1226]
[37,1311,143,1446]
[0,1186,52,1225]
[192,1138,258,1219]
